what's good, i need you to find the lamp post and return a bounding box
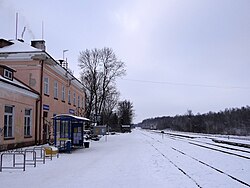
[63,49,69,61]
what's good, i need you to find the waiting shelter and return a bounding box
[52,114,90,152]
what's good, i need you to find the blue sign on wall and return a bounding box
[43,104,50,111]
[69,109,75,114]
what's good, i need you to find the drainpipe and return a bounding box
[39,60,44,144]
[35,98,40,144]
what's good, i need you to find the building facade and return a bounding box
[0,64,39,150]
[0,39,86,149]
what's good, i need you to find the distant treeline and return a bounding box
[137,106,250,136]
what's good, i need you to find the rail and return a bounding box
[23,149,36,167]
[0,152,26,172]
[33,147,46,164]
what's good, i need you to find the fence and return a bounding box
[0,146,58,172]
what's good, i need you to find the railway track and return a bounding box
[151,130,250,159]
[141,131,250,188]
[148,141,202,188]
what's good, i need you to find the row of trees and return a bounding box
[78,47,134,130]
[138,106,250,136]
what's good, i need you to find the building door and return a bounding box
[71,122,83,146]
[43,111,48,144]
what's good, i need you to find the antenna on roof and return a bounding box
[15,12,18,40]
[42,21,44,39]
[21,26,26,39]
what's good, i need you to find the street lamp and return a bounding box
[63,49,69,61]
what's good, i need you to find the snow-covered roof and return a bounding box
[52,114,90,121]
[0,39,85,90]
[121,125,131,128]
[0,39,43,53]
[0,75,39,98]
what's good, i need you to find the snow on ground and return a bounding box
[159,129,250,143]
[1,129,250,188]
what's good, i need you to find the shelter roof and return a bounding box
[121,125,131,128]
[52,114,90,122]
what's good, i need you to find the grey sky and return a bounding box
[1,0,250,123]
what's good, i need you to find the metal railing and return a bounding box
[0,152,26,172]
[0,146,54,172]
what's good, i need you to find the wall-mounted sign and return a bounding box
[43,104,49,111]
[69,109,75,114]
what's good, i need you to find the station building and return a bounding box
[0,39,86,150]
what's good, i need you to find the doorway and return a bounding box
[43,111,49,143]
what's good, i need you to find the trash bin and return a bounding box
[66,140,72,153]
[84,142,90,148]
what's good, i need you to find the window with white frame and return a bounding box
[24,109,32,136]
[68,90,71,104]
[54,81,58,99]
[4,69,13,80]
[44,77,49,95]
[4,105,14,138]
[73,92,76,106]
[62,85,65,101]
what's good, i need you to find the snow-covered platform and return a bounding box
[1,129,250,188]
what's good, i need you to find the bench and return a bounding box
[43,146,59,160]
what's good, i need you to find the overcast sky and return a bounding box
[1,0,250,123]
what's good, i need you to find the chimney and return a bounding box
[0,39,14,48]
[58,59,64,66]
[31,40,46,51]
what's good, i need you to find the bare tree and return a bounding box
[118,100,134,125]
[101,85,120,125]
[78,47,125,119]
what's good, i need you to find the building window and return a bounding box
[68,90,71,104]
[44,77,49,95]
[78,96,80,107]
[62,85,65,101]
[4,105,14,138]
[73,93,76,106]
[4,69,13,80]
[82,97,85,109]
[24,109,32,136]
[54,81,58,99]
